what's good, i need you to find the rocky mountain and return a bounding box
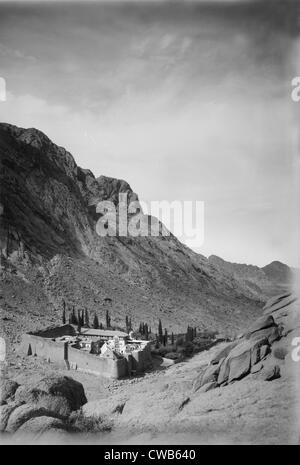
[0,122,290,345]
[262,261,292,285]
[208,255,293,300]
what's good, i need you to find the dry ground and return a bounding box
[4,333,299,445]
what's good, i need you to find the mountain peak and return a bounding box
[0,122,286,338]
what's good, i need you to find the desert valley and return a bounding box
[0,123,299,444]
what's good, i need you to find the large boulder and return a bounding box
[217,337,269,385]
[247,325,281,345]
[244,315,276,337]
[6,404,63,433]
[201,363,222,386]
[227,343,252,383]
[0,401,23,431]
[217,356,231,385]
[15,416,69,438]
[210,342,239,365]
[192,359,223,392]
[15,376,87,412]
[15,388,71,418]
[259,345,270,360]
[0,379,19,405]
[250,338,269,366]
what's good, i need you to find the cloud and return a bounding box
[0,0,298,266]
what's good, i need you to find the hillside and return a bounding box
[3,291,299,444]
[0,122,290,346]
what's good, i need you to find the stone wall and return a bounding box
[19,333,150,379]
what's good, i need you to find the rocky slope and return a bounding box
[3,292,298,444]
[0,122,291,346]
[79,292,300,445]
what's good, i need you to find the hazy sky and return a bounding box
[0,0,299,266]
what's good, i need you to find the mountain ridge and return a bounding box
[0,122,292,345]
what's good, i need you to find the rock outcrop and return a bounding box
[193,293,299,392]
[0,375,87,438]
[0,379,19,405]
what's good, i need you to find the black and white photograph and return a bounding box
[0,0,299,448]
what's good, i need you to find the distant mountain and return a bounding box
[262,261,292,284]
[0,123,285,344]
[209,255,293,300]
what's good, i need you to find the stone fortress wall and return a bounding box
[19,325,152,379]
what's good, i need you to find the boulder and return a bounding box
[259,345,270,360]
[217,356,231,385]
[217,337,268,385]
[251,362,264,374]
[34,394,72,418]
[264,365,281,381]
[0,379,19,405]
[201,363,222,387]
[228,347,251,383]
[15,376,87,412]
[16,415,68,438]
[0,401,23,431]
[245,315,275,338]
[248,325,281,345]
[6,404,62,433]
[210,342,238,365]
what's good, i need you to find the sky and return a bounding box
[0,0,299,267]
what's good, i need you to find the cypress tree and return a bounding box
[85,308,89,327]
[62,299,66,324]
[71,306,78,325]
[171,332,174,345]
[158,319,163,344]
[93,313,99,329]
